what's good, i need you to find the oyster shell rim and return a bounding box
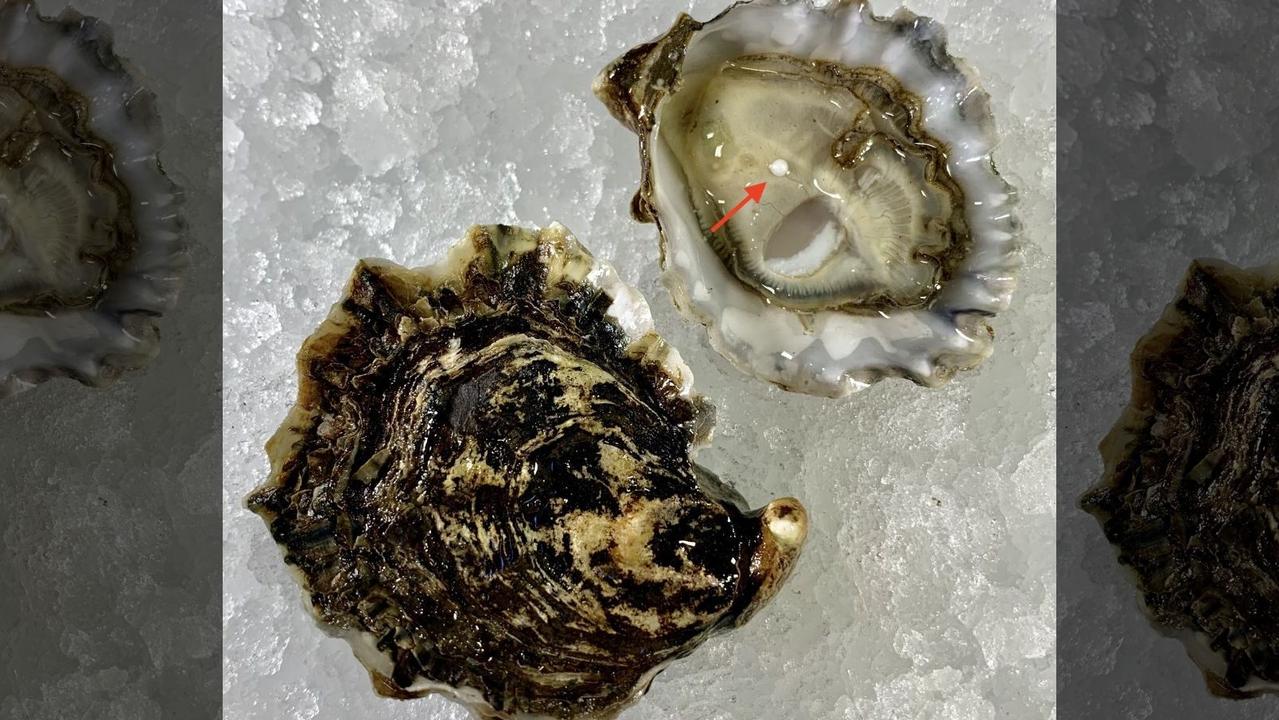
[0,0,188,399]
[594,0,1023,397]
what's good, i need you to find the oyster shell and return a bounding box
[595,0,1021,396]
[0,1,185,398]
[1082,259,1279,699]
[248,224,808,719]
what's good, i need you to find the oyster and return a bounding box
[248,224,808,719]
[595,0,1021,396]
[0,1,185,398]
[1082,259,1279,699]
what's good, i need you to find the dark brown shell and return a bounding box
[1082,259,1279,699]
[247,225,807,719]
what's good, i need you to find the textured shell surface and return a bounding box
[248,224,808,720]
[0,0,185,398]
[594,0,1021,397]
[1082,259,1279,699]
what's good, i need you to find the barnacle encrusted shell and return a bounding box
[594,0,1021,396]
[0,1,185,398]
[1082,259,1279,699]
[248,224,808,719]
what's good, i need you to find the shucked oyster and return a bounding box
[0,1,185,398]
[1082,260,1279,699]
[248,224,808,719]
[595,0,1021,396]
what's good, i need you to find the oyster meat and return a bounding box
[0,1,185,398]
[248,224,808,719]
[595,0,1021,396]
[1082,259,1279,699]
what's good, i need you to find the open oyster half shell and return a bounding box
[248,224,808,719]
[0,1,186,398]
[1082,259,1279,699]
[595,0,1021,396]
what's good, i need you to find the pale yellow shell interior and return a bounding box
[660,53,962,311]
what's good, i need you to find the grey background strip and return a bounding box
[0,1,221,717]
[1058,0,1278,717]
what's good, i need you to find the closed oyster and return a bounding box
[0,1,185,398]
[1082,259,1279,699]
[595,0,1021,396]
[248,224,808,719]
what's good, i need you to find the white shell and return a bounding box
[596,0,1021,396]
[0,2,186,398]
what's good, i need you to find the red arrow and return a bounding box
[709,182,767,233]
